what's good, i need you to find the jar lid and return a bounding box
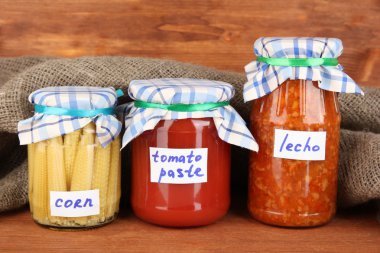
[29,86,120,110]
[128,78,235,104]
[119,78,258,152]
[244,37,363,102]
[18,86,122,147]
[253,37,343,58]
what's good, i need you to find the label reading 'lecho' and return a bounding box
[150,147,208,184]
[273,129,326,161]
[50,190,100,217]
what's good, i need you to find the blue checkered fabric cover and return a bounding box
[244,37,364,101]
[119,78,258,151]
[18,86,122,147]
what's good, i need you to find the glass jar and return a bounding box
[131,118,231,227]
[248,80,340,227]
[19,86,123,230]
[28,123,121,229]
[123,78,258,227]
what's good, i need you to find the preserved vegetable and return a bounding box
[19,87,122,229]
[244,37,363,227]
[249,80,340,226]
[121,78,258,227]
[28,124,121,228]
[132,118,230,227]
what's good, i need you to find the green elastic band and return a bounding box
[34,104,115,117]
[134,100,229,112]
[256,56,338,67]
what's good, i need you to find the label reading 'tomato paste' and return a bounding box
[273,129,326,161]
[150,147,208,184]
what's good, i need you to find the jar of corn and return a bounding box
[18,87,123,229]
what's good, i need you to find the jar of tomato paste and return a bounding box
[18,87,123,229]
[121,78,258,227]
[244,38,363,227]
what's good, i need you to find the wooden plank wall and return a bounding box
[0,0,379,86]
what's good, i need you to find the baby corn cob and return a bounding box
[115,155,121,216]
[32,141,48,224]
[27,144,35,212]
[91,137,111,223]
[64,129,81,189]
[47,136,67,225]
[105,136,121,219]
[70,123,95,226]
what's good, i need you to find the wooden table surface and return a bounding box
[0,199,379,253]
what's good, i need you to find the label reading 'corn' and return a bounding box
[50,190,100,217]
[149,147,208,184]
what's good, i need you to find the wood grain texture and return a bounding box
[0,200,379,253]
[0,0,379,86]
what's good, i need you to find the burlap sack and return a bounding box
[338,130,380,207]
[0,57,52,212]
[0,57,378,213]
[339,89,380,133]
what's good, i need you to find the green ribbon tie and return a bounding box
[134,100,229,112]
[256,56,338,67]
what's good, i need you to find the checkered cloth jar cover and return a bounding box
[18,86,122,147]
[119,78,259,151]
[244,37,364,102]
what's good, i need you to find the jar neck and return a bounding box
[250,79,341,126]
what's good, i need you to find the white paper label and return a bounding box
[273,129,326,161]
[150,147,208,184]
[50,190,100,217]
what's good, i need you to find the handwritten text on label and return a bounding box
[150,147,208,184]
[273,129,326,161]
[50,190,100,217]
